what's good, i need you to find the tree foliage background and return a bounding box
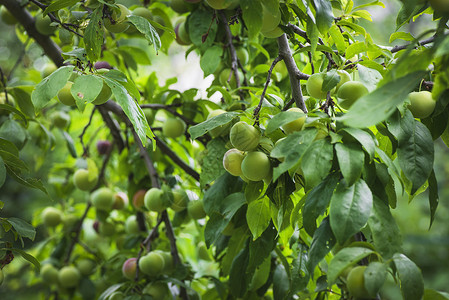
[0,0,448,299]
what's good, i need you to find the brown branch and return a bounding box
[390,35,436,53]
[253,56,282,121]
[277,34,308,113]
[140,104,197,126]
[0,0,65,67]
[79,107,96,157]
[97,104,125,153]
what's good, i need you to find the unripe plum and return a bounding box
[162,118,186,138]
[335,70,352,91]
[223,148,245,176]
[1,6,17,25]
[125,215,140,234]
[207,109,232,137]
[35,14,57,35]
[139,252,165,276]
[337,81,369,109]
[229,121,261,151]
[429,0,449,12]
[175,21,191,45]
[236,47,249,65]
[50,111,70,129]
[113,191,128,210]
[41,207,63,227]
[306,73,335,99]
[91,81,112,105]
[58,266,81,288]
[241,151,271,182]
[0,269,3,285]
[57,81,76,106]
[122,257,137,280]
[132,189,147,209]
[142,281,171,300]
[261,3,281,33]
[170,189,189,212]
[170,0,190,13]
[346,266,369,298]
[187,200,206,220]
[407,91,436,119]
[144,188,167,212]
[40,264,59,284]
[91,187,115,211]
[261,26,284,38]
[76,258,96,276]
[205,0,239,10]
[219,68,244,88]
[104,4,130,33]
[282,107,306,134]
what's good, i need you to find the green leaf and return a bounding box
[11,88,35,117]
[273,264,290,300]
[327,247,375,284]
[44,0,79,14]
[103,78,153,146]
[128,15,161,52]
[423,289,449,300]
[303,172,339,235]
[341,71,426,128]
[245,180,264,203]
[365,262,388,297]
[98,284,125,300]
[187,9,217,51]
[240,0,263,40]
[345,41,367,59]
[393,253,424,300]
[0,138,19,156]
[248,225,277,271]
[7,217,36,241]
[71,75,103,104]
[266,110,307,134]
[62,131,77,158]
[329,24,346,53]
[341,127,376,161]
[84,7,103,62]
[10,248,40,271]
[357,64,383,92]
[5,165,48,195]
[247,196,271,240]
[396,0,423,30]
[188,112,239,140]
[199,139,227,187]
[322,69,340,92]
[428,170,439,229]
[229,241,250,297]
[306,16,319,54]
[222,226,250,275]
[329,179,373,244]
[312,0,334,33]
[335,142,364,186]
[203,172,244,215]
[397,112,434,194]
[389,31,415,43]
[0,120,27,150]
[307,217,336,273]
[31,66,74,109]
[200,46,223,77]
[301,138,334,190]
[0,150,28,171]
[288,243,310,296]
[0,157,5,188]
[79,277,96,300]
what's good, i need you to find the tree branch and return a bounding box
[97,105,125,153]
[277,34,308,113]
[0,0,65,67]
[140,104,197,126]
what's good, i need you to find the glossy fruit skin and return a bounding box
[40,264,59,284]
[57,81,76,106]
[162,118,186,138]
[282,107,306,134]
[73,169,97,191]
[223,148,245,176]
[306,73,334,99]
[96,140,112,155]
[1,6,17,25]
[175,21,191,45]
[142,281,171,300]
[133,7,152,20]
[50,111,70,128]
[429,0,449,12]
[219,68,244,88]
[207,109,232,137]
[407,91,436,119]
[125,215,140,234]
[91,187,115,211]
[42,207,63,227]
[99,221,115,236]
[170,0,190,14]
[58,266,81,288]
[42,64,57,78]
[261,26,284,38]
[236,47,249,65]
[206,0,239,10]
[241,151,271,182]
[113,191,128,210]
[346,266,369,298]
[154,250,174,274]
[337,81,369,109]
[122,258,137,280]
[144,188,167,212]
[104,4,130,33]
[170,189,189,212]
[132,189,147,209]
[187,200,206,219]
[94,61,112,70]
[335,70,352,91]
[261,3,281,33]
[92,81,112,105]
[76,259,96,276]
[229,121,261,151]
[139,252,165,276]
[35,14,56,35]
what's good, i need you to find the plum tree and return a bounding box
[223,148,245,176]
[207,109,232,137]
[229,121,261,151]
[335,70,352,91]
[407,91,436,119]
[91,187,115,211]
[94,61,112,70]
[337,81,369,109]
[162,118,186,138]
[282,107,306,134]
[122,258,137,280]
[41,207,63,227]
[91,81,112,105]
[113,191,128,210]
[96,140,112,155]
[57,81,76,106]
[144,187,166,212]
[261,3,281,33]
[241,151,271,182]
[346,266,369,298]
[58,266,81,288]
[218,68,244,88]
[170,0,190,13]
[35,14,56,35]
[139,252,165,276]
[175,21,191,45]
[73,169,97,191]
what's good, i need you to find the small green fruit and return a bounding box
[282,107,306,134]
[40,264,59,284]
[125,215,140,234]
[241,151,271,182]
[207,109,232,137]
[104,4,130,33]
[142,281,171,300]
[58,266,81,288]
[187,200,206,220]
[229,121,261,151]
[76,259,96,276]
[306,73,335,99]
[219,68,244,88]
[132,189,147,209]
[91,81,112,105]
[144,188,167,213]
[346,266,369,298]
[41,207,63,227]
[91,187,115,211]
[407,91,436,119]
[122,258,137,280]
[57,81,76,106]
[236,47,249,65]
[35,14,56,35]
[50,111,70,128]
[337,81,369,109]
[73,169,98,191]
[335,70,352,91]
[139,252,165,276]
[162,118,186,138]
[223,148,245,176]
[170,189,189,212]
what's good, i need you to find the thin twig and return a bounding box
[79,107,96,157]
[97,105,125,153]
[140,104,196,126]
[7,37,30,81]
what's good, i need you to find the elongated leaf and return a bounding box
[200,139,227,187]
[301,138,334,190]
[312,0,334,33]
[44,0,78,14]
[0,157,5,188]
[428,170,439,229]
[200,46,223,77]
[128,15,161,51]
[188,112,239,140]
[71,75,103,105]
[247,196,271,240]
[84,7,103,62]
[31,66,74,109]
[341,71,426,128]
[329,179,373,244]
[240,0,263,40]
[203,172,244,215]
[187,9,217,51]
[341,127,376,161]
[393,253,424,300]
[335,143,364,186]
[329,24,346,53]
[365,262,388,297]
[423,289,449,300]
[103,78,153,146]
[266,110,306,134]
[303,172,339,235]
[328,247,375,284]
[229,243,250,297]
[397,113,434,194]
[5,165,48,195]
[62,131,77,158]
[11,87,35,117]
[10,248,40,271]
[307,217,336,273]
[273,264,290,300]
[8,217,35,241]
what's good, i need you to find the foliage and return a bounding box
[0,0,448,299]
